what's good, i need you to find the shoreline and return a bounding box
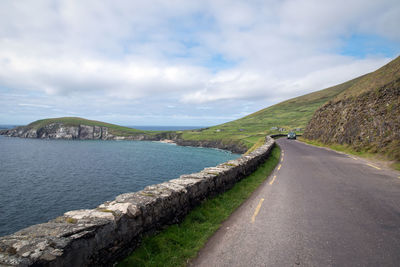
[1,125,248,154]
[158,139,176,144]
[0,136,274,266]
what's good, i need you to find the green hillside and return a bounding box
[334,56,400,100]
[180,75,364,149]
[27,117,157,137]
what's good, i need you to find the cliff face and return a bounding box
[0,123,247,153]
[175,139,248,154]
[0,123,154,141]
[303,78,400,161]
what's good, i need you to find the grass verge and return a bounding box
[244,136,265,155]
[298,137,400,171]
[118,145,281,267]
[392,162,400,171]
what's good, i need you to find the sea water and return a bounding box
[0,136,239,236]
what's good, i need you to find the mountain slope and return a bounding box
[334,56,400,100]
[181,75,364,149]
[304,56,400,162]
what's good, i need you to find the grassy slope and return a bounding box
[334,56,400,100]
[27,117,158,137]
[118,145,280,267]
[180,76,363,149]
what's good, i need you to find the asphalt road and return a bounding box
[190,139,400,267]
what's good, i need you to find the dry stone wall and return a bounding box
[0,137,275,267]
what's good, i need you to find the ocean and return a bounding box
[0,135,239,236]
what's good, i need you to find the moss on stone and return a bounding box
[65,218,77,224]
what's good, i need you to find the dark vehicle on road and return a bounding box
[287,131,296,139]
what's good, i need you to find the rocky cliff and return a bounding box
[0,123,152,141]
[0,123,248,153]
[304,76,400,161]
[175,139,248,154]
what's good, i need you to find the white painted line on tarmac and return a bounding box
[251,198,264,223]
[367,163,381,170]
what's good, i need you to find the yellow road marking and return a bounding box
[251,198,264,223]
[367,163,381,170]
[269,175,277,185]
[349,156,358,160]
[277,164,281,170]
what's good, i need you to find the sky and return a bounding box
[0,0,399,126]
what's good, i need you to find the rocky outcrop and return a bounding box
[0,124,249,153]
[0,123,112,140]
[175,139,248,154]
[304,78,400,161]
[0,137,275,267]
[0,123,158,141]
[0,127,38,138]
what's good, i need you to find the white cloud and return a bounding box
[0,0,399,125]
[18,103,52,108]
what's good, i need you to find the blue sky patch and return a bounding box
[340,34,399,58]
[206,54,237,72]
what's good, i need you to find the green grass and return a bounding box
[334,56,400,100]
[118,145,281,267]
[299,137,400,171]
[244,136,265,155]
[299,137,370,156]
[392,162,400,171]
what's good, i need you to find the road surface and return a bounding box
[191,139,400,267]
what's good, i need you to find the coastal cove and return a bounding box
[0,136,239,236]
